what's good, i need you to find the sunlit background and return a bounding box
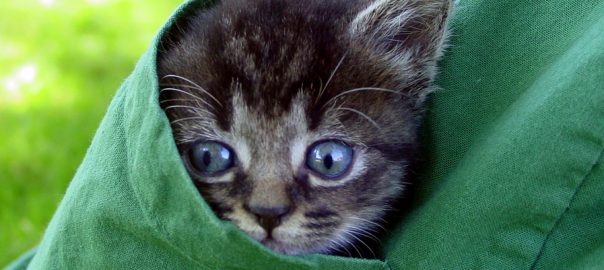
[0,0,182,265]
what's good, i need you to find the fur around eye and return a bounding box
[306,141,353,179]
[188,141,235,176]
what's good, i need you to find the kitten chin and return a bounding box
[158,0,451,257]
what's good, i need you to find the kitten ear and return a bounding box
[348,0,452,106]
[349,0,452,60]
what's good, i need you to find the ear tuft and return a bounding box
[349,0,452,60]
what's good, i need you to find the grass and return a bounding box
[0,0,182,265]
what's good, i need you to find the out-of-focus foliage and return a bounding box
[0,0,182,265]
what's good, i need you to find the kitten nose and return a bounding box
[245,204,291,232]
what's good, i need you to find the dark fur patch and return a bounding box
[304,209,338,219]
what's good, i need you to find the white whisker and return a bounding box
[348,216,387,232]
[336,107,381,129]
[338,233,362,257]
[159,87,216,110]
[348,224,381,243]
[162,74,223,107]
[159,98,197,104]
[316,52,347,104]
[322,87,401,109]
[170,116,211,125]
[344,230,375,258]
[163,105,212,116]
[328,238,352,257]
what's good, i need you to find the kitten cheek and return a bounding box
[271,226,323,255]
[272,213,306,241]
[238,222,268,242]
[226,212,267,241]
[271,226,303,243]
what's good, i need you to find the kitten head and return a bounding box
[158,0,450,256]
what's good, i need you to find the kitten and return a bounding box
[158,0,450,257]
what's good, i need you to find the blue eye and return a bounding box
[306,141,353,179]
[189,141,235,176]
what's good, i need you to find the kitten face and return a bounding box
[158,0,450,256]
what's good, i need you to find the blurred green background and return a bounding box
[0,0,182,265]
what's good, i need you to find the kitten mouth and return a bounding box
[260,238,286,252]
[257,228,330,255]
[260,238,304,255]
[260,237,277,245]
[256,228,300,254]
[259,231,276,242]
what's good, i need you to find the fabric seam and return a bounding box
[529,147,604,269]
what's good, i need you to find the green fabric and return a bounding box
[7,0,604,269]
[383,1,604,268]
